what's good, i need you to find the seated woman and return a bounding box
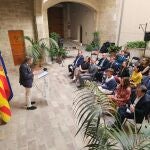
[115,61,130,83]
[139,57,150,76]
[98,68,117,95]
[130,65,143,88]
[108,77,131,107]
[73,56,90,81]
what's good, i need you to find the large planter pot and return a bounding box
[128,48,144,59]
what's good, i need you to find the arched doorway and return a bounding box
[45,2,97,44]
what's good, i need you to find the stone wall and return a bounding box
[119,0,150,45]
[0,0,35,68]
[96,0,120,44]
[0,0,120,67]
[40,0,119,44]
[70,3,96,44]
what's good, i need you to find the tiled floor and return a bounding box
[0,41,88,150]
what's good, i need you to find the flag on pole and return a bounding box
[0,79,11,123]
[0,52,13,101]
[0,51,12,123]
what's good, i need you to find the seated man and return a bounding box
[77,59,97,87]
[108,56,120,75]
[116,50,126,67]
[98,68,117,95]
[68,50,84,77]
[73,56,90,81]
[114,85,150,128]
[94,53,110,82]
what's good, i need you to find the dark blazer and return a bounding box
[109,62,119,74]
[19,63,33,88]
[118,67,130,77]
[142,76,150,90]
[97,58,110,71]
[102,77,117,91]
[116,55,126,66]
[73,55,84,67]
[129,94,150,123]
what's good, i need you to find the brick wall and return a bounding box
[0,0,35,68]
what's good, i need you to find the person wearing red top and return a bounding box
[108,77,131,107]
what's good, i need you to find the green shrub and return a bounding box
[85,31,100,52]
[85,44,93,52]
[92,31,100,49]
[108,44,122,53]
[50,32,60,43]
[127,41,146,49]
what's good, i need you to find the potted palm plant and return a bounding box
[73,81,150,150]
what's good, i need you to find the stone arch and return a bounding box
[42,0,99,12]
[35,0,99,40]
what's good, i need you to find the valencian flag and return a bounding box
[0,52,13,123]
[0,52,13,100]
[0,79,11,123]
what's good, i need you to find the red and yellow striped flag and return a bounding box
[0,69,11,123]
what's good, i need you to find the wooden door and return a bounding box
[8,30,26,65]
[48,7,64,37]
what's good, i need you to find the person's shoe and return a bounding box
[27,106,37,110]
[31,101,36,105]
[25,101,36,106]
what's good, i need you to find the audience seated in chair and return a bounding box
[94,53,110,82]
[108,56,120,75]
[98,68,117,95]
[73,56,90,81]
[142,70,150,95]
[123,47,130,60]
[115,61,130,83]
[95,56,119,82]
[108,77,131,107]
[68,50,84,78]
[77,59,98,87]
[130,65,143,88]
[113,85,150,129]
[116,50,127,67]
[139,57,150,76]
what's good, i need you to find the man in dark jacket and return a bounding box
[94,53,110,82]
[115,85,150,128]
[19,56,37,110]
[68,50,84,77]
[77,59,97,87]
[108,56,120,74]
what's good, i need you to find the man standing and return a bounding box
[19,56,37,110]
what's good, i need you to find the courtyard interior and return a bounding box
[0,41,86,150]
